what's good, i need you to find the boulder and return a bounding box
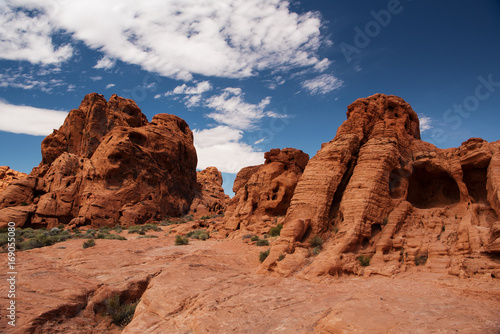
[223,148,309,235]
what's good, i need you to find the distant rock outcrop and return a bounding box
[223,148,309,235]
[0,93,197,228]
[189,167,227,217]
[0,166,27,193]
[258,94,500,279]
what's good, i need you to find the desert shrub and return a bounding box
[182,214,194,222]
[128,224,161,234]
[250,235,259,242]
[83,239,96,249]
[104,295,139,327]
[138,235,158,239]
[309,236,323,249]
[278,254,286,261]
[269,224,283,237]
[0,234,8,247]
[312,246,322,255]
[256,239,269,247]
[99,226,110,233]
[357,255,371,267]
[20,202,28,206]
[96,233,126,241]
[175,235,189,245]
[187,229,209,240]
[84,229,97,238]
[259,249,270,263]
[242,234,253,240]
[112,225,123,233]
[57,224,65,229]
[49,227,61,235]
[382,217,389,226]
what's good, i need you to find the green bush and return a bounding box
[309,236,323,248]
[382,217,389,226]
[96,233,126,241]
[269,224,283,237]
[259,249,270,263]
[104,295,139,327]
[175,235,189,245]
[20,202,28,206]
[128,224,161,234]
[278,254,286,261]
[0,234,9,247]
[138,235,158,239]
[250,235,259,242]
[357,255,371,267]
[256,239,269,247]
[186,229,209,240]
[312,246,322,255]
[83,239,96,249]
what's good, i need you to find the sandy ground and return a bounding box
[0,228,499,333]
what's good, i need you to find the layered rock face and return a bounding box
[189,167,228,217]
[0,93,197,228]
[260,94,500,279]
[223,148,309,235]
[0,166,27,193]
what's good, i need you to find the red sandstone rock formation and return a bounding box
[223,148,309,235]
[259,94,500,279]
[0,93,197,228]
[0,166,27,193]
[189,167,227,217]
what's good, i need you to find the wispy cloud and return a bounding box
[0,71,67,93]
[89,76,102,81]
[301,74,343,95]
[105,83,116,89]
[193,126,264,173]
[94,56,116,70]
[419,115,432,133]
[205,88,276,130]
[0,3,73,64]
[0,101,67,136]
[1,0,329,80]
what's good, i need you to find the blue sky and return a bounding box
[1,0,499,195]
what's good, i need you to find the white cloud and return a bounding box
[205,88,276,130]
[0,101,67,136]
[2,0,329,80]
[193,126,264,173]
[265,76,286,90]
[94,56,116,70]
[0,71,67,93]
[313,58,331,72]
[89,76,102,81]
[0,3,73,64]
[419,115,432,133]
[105,83,116,89]
[301,74,343,95]
[164,81,213,107]
[167,81,212,96]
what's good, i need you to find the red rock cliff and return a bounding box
[259,94,500,279]
[0,93,197,227]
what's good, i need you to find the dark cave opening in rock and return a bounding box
[462,166,488,203]
[407,165,460,208]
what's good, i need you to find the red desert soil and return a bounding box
[1,229,499,333]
